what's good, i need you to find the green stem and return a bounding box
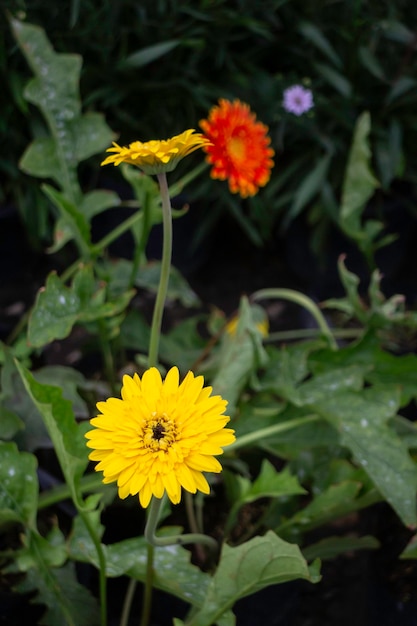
[252,288,338,350]
[265,327,363,343]
[139,544,155,626]
[227,414,319,453]
[184,491,205,563]
[145,497,218,552]
[79,509,107,626]
[148,173,173,368]
[120,578,137,626]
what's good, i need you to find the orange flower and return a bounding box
[199,99,274,198]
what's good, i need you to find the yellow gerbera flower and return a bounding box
[85,367,235,508]
[101,129,211,175]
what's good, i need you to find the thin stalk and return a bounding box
[145,497,218,552]
[184,491,205,563]
[139,544,155,626]
[79,509,107,626]
[148,173,173,368]
[227,414,319,453]
[265,327,364,343]
[120,578,137,626]
[252,288,338,350]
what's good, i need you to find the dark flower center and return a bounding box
[152,423,166,441]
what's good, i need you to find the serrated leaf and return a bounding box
[244,461,306,503]
[0,441,38,527]
[211,297,268,415]
[311,387,417,527]
[15,361,89,506]
[69,517,210,608]
[225,461,306,534]
[16,558,99,626]
[339,112,380,257]
[11,18,113,205]
[28,267,135,347]
[187,532,318,626]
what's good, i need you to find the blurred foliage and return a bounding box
[2,0,417,251]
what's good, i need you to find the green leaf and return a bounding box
[340,112,380,245]
[123,40,180,67]
[19,137,61,183]
[0,441,38,527]
[28,267,135,347]
[15,361,89,506]
[386,76,417,105]
[16,557,99,626]
[311,387,417,527]
[80,189,121,219]
[314,62,352,97]
[11,18,113,203]
[303,535,380,561]
[72,112,115,162]
[136,262,200,307]
[277,481,368,534]
[358,46,386,81]
[159,317,207,371]
[225,461,306,534]
[69,517,210,608]
[187,532,319,626]
[211,297,268,416]
[42,183,91,247]
[400,534,417,559]
[298,22,342,67]
[284,154,331,226]
[0,403,24,440]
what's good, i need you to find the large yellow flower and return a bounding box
[85,367,235,508]
[200,99,275,198]
[101,129,211,175]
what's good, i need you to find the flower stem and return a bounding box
[139,544,155,626]
[79,510,107,626]
[120,578,137,626]
[145,497,218,552]
[251,288,338,350]
[148,173,173,368]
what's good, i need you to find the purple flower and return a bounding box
[283,85,314,116]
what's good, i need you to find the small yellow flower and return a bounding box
[101,129,211,175]
[85,367,235,508]
[225,315,269,338]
